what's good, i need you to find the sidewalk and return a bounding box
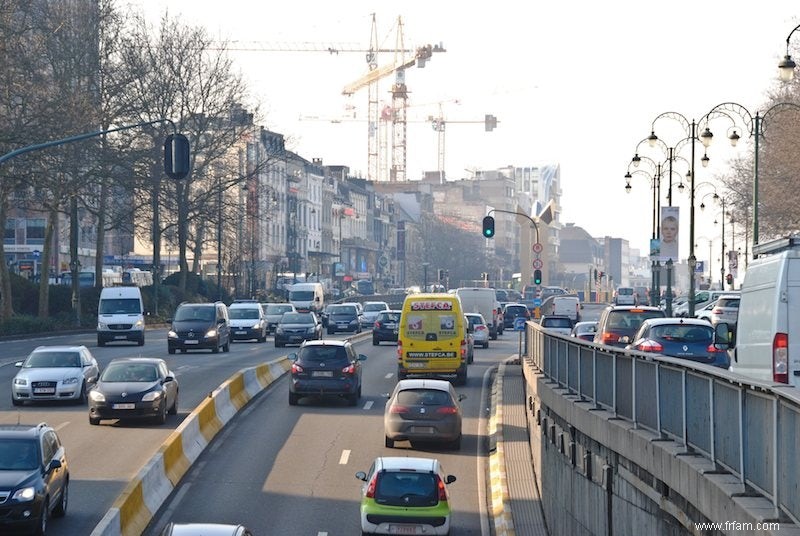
[489,359,548,536]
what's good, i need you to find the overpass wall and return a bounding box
[519,322,799,535]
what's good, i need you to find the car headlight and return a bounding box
[14,377,27,386]
[251,322,261,329]
[307,327,316,333]
[11,487,35,502]
[142,391,162,402]
[168,330,177,338]
[98,322,108,330]
[276,327,284,334]
[89,390,105,402]
[62,377,79,385]
[135,319,144,328]
[349,319,357,325]
[205,329,218,338]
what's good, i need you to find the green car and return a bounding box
[355,457,456,535]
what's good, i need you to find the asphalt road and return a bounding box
[141,334,521,535]
[0,328,357,536]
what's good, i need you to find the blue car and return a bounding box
[626,318,731,368]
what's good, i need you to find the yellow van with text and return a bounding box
[397,293,468,385]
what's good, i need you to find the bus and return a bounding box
[121,268,153,287]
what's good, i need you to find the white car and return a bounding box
[465,313,489,349]
[12,345,100,405]
[361,301,389,328]
[694,300,717,322]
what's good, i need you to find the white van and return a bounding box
[455,287,502,339]
[541,295,581,323]
[97,286,145,346]
[730,236,800,386]
[288,282,325,314]
[613,287,637,305]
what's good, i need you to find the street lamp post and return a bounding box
[777,24,800,82]
[624,162,661,305]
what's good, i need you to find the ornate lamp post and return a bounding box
[777,24,800,82]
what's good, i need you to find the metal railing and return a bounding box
[526,321,800,524]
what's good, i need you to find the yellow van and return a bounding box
[397,293,468,385]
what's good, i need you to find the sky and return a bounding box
[127,0,799,260]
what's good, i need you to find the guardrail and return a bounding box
[525,321,800,525]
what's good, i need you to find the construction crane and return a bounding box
[342,16,444,182]
[428,104,499,181]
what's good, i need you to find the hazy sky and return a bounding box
[127,1,799,259]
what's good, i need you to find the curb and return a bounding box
[89,357,292,536]
[489,360,515,536]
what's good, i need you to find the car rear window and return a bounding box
[543,317,572,328]
[282,313,313,323]
[375,471,438,507]
[467,315,485,327]
[607,310,665,330]
[364,303,388,312]
[506,306,527,316]
[266,305,293,314]
[650,324,713,343]
[717,298,739,308]
[397,388,452,406]
[618,288,634,295]
[298,346,348,365]
[378,312,401,322]
[329,305,357,315]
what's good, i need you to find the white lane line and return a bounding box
[384,373,393,379]
[54,422,69,431]
[363,400,374,410]
[317,533,328,536]
[339,450,351,465]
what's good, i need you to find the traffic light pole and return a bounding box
[486,209,540,244]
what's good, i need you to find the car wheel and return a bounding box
[223,339,230,352]
[259,332,267,343]
[53,479,68,517]
[180,349,187,354]
[372,337,379,346]
[168,347,176,355]
[449,435,462,451]
[491,332,498,340]
[35,498,48,536]
[484,341,489,349]
[328,327,335,335]
[385,436,395,448]
[276,340,284,348]
[11,395,21,407]
[455,370,467,386]
[289,392,299,406]
[397,369,407,380]
[89,415,100,425]
[168,391,178,415]
[138,334,145,346]
[97,338,105,347]
[347,391,359,406]
[75,382,87,405]
[212,343,220,354]
[155,400,167,425]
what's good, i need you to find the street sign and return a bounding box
[533,298,542,307]
[513,317,526,331]
[378,255,389,269]
[32,250,40,258]
[532,242,543,253]
[532,258,543,270]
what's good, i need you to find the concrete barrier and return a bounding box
[90,358,292,536]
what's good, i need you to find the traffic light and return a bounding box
[482,216,495,238]
[437,269,444,281]
[484,114,498,132]
[726,273,734,285]
[164,133,190,180]
[533,269,542,285]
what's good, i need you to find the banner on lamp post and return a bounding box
[659,206,679,263]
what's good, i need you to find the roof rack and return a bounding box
[753,235,800,257]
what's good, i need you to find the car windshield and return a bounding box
[99,298,141,314]
[375,471,438,507]
[25,351,81,368]
[507,307,526,316]
[289,290,314,300]
[329,305,357,315]
[229,308,260,319]
[0,439,39,471]
[174,306,214,322]
[378,312,401,322]
[282,313,313,324]
[717,298,740,308]
[649,324,713,343]
[298,346,348,364]
[101,363,158,382]
[364,303,387,312]
[396,388,452,406]
[266,305,293,315]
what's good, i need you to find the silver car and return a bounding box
[12,345,100,405]
[465,313,489,349]
[710,294,740,331]
[384,379,465,450]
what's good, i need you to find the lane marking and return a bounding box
[54,422,70,431]
[339,450,350,465]
[317,533,328,536]
[363,401,374,410]
[384,373,393,379]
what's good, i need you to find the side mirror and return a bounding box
[458,394,467,401]
[288,352,298,361]
[15,361,23,368]
[358,354,368,361]
[164,375,175,383]
[355,471,367,481]
[445,475,457,484]
[166,318,173,323]
[714,323,732,348]
[48,459,62,472]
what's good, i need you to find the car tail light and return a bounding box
[291,363,304,374]
[342,364,356,375]
[460,339,467,359]
[436,406,458,414]
[602,332,620,344]
[706,344,726,353]
[773,333,789,384]
[712,308,723,315]
[435,475,448,501]
[637,340,663,352]
[374,321,381,329]
[365,473,378,498]
[397,340,403,362]
[476,325,487,331]
[389,405,409,414]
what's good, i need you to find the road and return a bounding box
[140,334,522,535]
[0,328,356,536]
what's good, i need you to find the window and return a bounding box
[25,218,45,245]
[5,218,16,245]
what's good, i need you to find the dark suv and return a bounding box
[0,423,69,535]
[592,305,666,347]
[502,303,530,329]
[168,302,231,354]
[288,340,367,406]
[325,303,363,334]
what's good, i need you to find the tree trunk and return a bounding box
[0,191,14,320]
[70,195,80,326]
[150,155,162,316]
[95,177,107,289]
[38,208,58,317]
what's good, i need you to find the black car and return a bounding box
[288,340,367,406]
[373,310,401,345]
[0,423,69,535]
[502,303,530,329]
[88,358,179,425]
[326,303,363,334]
[274,312,322,347]
[168,302,231,354]
[592,305,666,348]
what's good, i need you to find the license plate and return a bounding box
[112,403,135,410]
[235,331,247,335]
[411,426,435,434]
[114,335,127,340]
[312,371,333,377]
[290,336,302,341]
[389,525,422,535]
[408,362,427,368]
[385,323,397,328]
[184,340,199,344]
[33,388,55,394]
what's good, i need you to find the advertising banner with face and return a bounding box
[660,206,680,262]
